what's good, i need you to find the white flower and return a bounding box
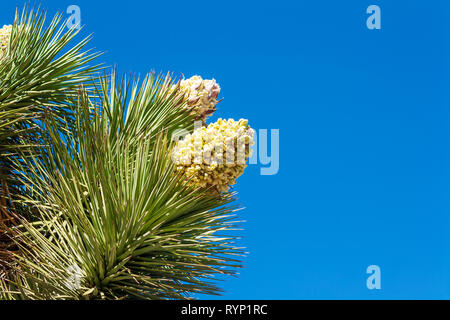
[173,118,254,193]
[0,25,12,59]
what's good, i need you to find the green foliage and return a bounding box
[0,6,245,300]
[0,5,100,294]
[8,75,243,299]
[0,5,101,216]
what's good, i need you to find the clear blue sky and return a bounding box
[2,0,450,299]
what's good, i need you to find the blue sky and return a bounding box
[2,0,450,299]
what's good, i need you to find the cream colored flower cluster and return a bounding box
[0,25,12,59]
[173,118,254,193]
[174,75,221,122]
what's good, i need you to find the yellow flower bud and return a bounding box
[171,75,221,122]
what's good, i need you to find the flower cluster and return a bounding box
[173,118,254,193]
[173,75,221,122]
[0,25,12,59]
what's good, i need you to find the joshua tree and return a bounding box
[0,6,253,300]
